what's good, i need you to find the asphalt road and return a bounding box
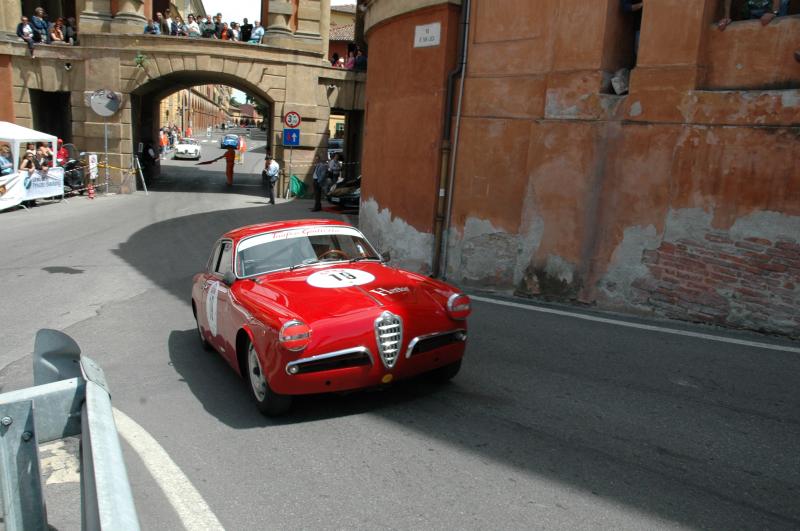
[1,133,799,530]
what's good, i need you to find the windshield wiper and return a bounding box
[290,258,320,271]
[349,256,377,263]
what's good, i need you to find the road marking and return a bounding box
[40,439,80,485]
[470,295,800,354]
[113,408,224,530]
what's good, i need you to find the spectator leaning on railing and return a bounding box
[187,14,201,37]
[240,18,253,42]
[31,7,50,43]
[50,17,68,45]
[201,15,215,38]
[144,18,160,35]
[250,21,264,43]
[65,17,78,45]
[718,0,789,30]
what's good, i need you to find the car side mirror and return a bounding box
[222,271,236,286]
[380,251,391,263]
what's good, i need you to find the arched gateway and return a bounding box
[0,2,365,192]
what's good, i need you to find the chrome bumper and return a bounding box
[286,347,374,375]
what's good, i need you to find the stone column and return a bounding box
[631,0,715,91]
[80,0,114,33]
[0,0,22,34]
[111,0,147,33]
[260,0,269,33]
[319,0,331,59]
[265,0,293,36]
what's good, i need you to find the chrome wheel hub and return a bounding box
[248,344,267,401]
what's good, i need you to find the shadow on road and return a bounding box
[168,328,451,429]
[150,159,268,197]
[116,204,800,530]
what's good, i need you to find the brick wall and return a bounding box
[634,234,800,334]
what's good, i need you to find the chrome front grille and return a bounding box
[374,311,402,369]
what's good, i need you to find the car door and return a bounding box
[201,240,234,356]
[196,241,221,347]
[210,239,237,363]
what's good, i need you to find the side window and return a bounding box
[215,241,233,275]
[207,242,222,272]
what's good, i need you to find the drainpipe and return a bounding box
[432,0,470,279]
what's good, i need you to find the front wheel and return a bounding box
[245,340,292,416]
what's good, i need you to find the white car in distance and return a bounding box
[173,138,201,160]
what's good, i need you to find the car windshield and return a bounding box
[180,139,197,145]
[236,226,380,277]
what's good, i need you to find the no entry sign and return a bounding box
[283,111,301,128]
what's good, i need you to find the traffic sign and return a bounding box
[283,111,301,128]
[283,128,300,146]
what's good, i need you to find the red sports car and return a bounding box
[191,220,471,415]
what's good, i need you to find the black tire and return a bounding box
[432,359,462,383]
[243,338,292,416]
[193,303,212,351]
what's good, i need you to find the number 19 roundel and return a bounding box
[307,269,375,288]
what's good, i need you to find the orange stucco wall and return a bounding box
[362,0,800,336]
[361,3,460,237]
[0,55,15,122]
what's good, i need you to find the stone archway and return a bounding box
[129,70,278,187]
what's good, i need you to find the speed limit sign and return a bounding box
[283,111,301,128]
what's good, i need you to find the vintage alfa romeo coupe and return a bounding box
[191,220,471,415]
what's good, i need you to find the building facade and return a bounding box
[359,0,800,336]
[159,85,232,133]
[0,0,365,190]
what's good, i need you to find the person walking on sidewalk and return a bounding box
[311,155,327,211]
[263,152,280,204]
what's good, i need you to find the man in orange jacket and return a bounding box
[197,146,236,185]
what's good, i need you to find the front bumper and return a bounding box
[271,329,467,395]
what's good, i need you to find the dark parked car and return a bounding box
[327,174,360,209]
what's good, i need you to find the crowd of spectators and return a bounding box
[16,6,78,57]
[145,10,264,44]
[329,45,367,72]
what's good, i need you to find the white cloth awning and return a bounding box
[0,121,58,145]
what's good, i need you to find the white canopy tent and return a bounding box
[0,121,62,211]
[0,121,58,170]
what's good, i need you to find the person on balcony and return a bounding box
[240,18,253,43]
[249,21,264,43]
[718,0,789,30]
[49,17,68,45]
[144,18,160,35]
[16,16,35,56]
[219,22,233,41]
[31,7,50,43]
[200,15,216,38]
[65,17,78,45]
[186,14,201,38]
[162,8,175,35]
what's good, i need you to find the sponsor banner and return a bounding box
[238,226,362,251]
[88,153,98,180]
[0,172,26,211]
[25,167,64,201]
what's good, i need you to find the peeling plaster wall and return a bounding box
[360,198,434,274]
[599,209,800,335]
[362,0,800,337]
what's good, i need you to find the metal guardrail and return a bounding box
[0,329,140,530]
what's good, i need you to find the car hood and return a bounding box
[235,262,447,323]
